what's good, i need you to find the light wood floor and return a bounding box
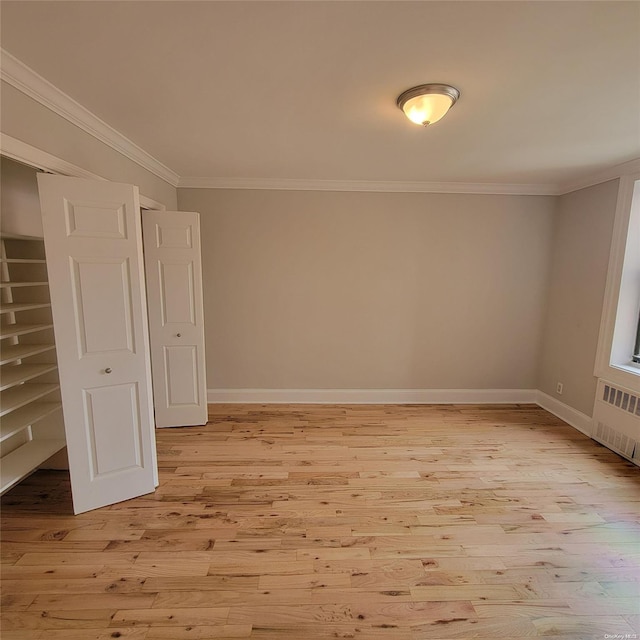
[1,404,639,639]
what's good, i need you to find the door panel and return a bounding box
[159,261,196,325]
[38,175,158,514]
[71,257,135,355]
[164,345,200,405]
[156,223,193,248]
[143,211,207,428]
[84,382,143,475]
[65,201,127,238]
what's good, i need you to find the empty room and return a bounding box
[0,1,639,639]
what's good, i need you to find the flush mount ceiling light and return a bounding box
[396,83,460,126]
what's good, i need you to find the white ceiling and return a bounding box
[1,1,639,189]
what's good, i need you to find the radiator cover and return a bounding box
[592,379,640,466]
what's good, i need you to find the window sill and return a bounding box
[599,362,640,392]
[612,362,640,377]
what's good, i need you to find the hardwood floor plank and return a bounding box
[0,564,106,580]
[0,593,37,611]
[409,616,539,638]
[62,528,146,541]
[99,561,211,579]
[258,572,351,589]
[296,547,371,561]
[142,576,260,593]
[28,628,150,639]
[14,552,138,566]
[3,541,110,554]
[531,615,637,638]
[1,609,117,631]
[144,625,252,639]
[567,596,640,615]
[3,577,149,595]
[249,625,412,639]
[0,631,45,640]
[28,592,157,611]
[410,584,532,601]
[111,606,230,626]
[208,559,315,576]
[226,601,477,626]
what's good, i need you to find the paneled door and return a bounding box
[142,211,207,427]
[37,175,158,514]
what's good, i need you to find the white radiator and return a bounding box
[592,379,640,466]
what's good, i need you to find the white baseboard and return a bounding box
[207,388,538,404]
[535,391,593,436]
[207,389,597,442]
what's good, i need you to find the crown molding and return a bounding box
[557,158,640,195]
[178,176,559,196]
[0,134,166,211]
[0,48,179,188]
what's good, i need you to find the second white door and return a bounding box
[142,211,207,427]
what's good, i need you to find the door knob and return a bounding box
[105,367,112,374]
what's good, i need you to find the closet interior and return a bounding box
[0,233,66,494]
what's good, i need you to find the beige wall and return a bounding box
[537,179,619,416]
[1,81,177,209]
[179,188,555,390]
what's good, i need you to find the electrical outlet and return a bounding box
[556,382,564,395]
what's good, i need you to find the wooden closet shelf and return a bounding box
[0,439,66,495]
[0,302,51,314]
[0,258,46,264]
[0,363,58,392]
[0,401,62,443]
[0,343,56,366]
[0,282,49,288]
[0,383,60,417]
[0,323,54,339]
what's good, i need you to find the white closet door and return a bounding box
[142,211,207,427]
[37,175,158,514]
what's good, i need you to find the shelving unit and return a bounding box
[0,235,66,495]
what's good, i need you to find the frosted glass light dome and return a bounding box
[397,84,460,126]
